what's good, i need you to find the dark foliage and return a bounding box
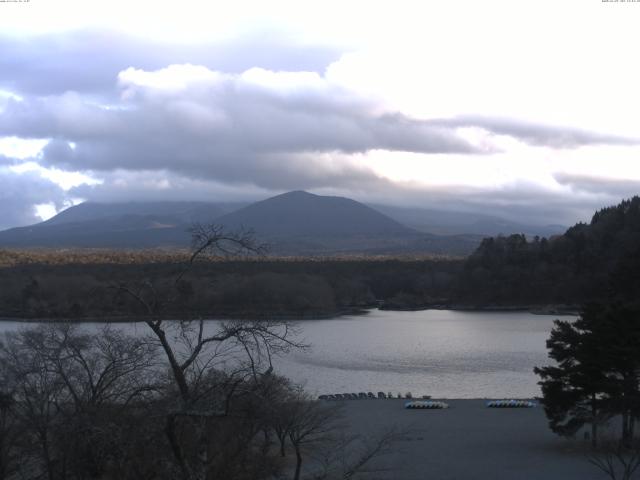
[458,196,640,306]
[0,258,461,320]
[535,303,640,447]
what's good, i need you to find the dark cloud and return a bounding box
[0,155,15,166]
[0,30,342,97]
[0,169,66,230]
[431,115,639,148]
[66,158,395,204]
[69,170,284,203]
[0,65,479,192]
[554,172,640,196]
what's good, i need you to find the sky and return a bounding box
[1,0,639,230]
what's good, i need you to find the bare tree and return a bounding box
[114,225,301,404]
[311,426,407,480]
[284,391,344,480]
[0,391,18,480]
[113,224,305,480]
[1,327,69,480]
[0,324,161,480]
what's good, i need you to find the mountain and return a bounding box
[0,201,245,249]
[212,190,483,255]
[216,191,410,238]
[0,192,483,255]
[370,204,566,237]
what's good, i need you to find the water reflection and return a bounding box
[0,309,570,398]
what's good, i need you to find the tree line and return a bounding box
[0,258,460,320]
[458,196,640,306]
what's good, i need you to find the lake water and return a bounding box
[0,309,570,399]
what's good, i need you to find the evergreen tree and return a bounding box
[535,308,611,446]
[535,303,640,447]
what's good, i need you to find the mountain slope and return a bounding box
[0,192,484,255]
[371,204,565,237]
[0,202,242,248]
[216,191,412,238]
[42,201,242,226]
[213,191,483,255]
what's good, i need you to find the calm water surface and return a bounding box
[0,309,570,398]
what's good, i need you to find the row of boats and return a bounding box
[318,392,429,400]
[405,401,449,409]
[404,399,537,409]
[318,394,537,409]
[486,399,537,408]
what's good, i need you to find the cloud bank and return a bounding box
[0,64,484,192]
[0,27,639,231]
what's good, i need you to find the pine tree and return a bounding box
[535,303,640,447]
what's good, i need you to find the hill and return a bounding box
[370,204,565,237]
[217,191,410,238]
[213,191,483,255]
[0,201,243,249]
[41,201,240,227]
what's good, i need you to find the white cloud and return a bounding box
[9,161,101,191]
[0,136,48,159]
[34,202,58,221]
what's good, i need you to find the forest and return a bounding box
[457,196,640,307]
[0,256,461,320]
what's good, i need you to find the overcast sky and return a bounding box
[1,0,639,230]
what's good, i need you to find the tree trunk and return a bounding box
[261,429,272,456]
[591,395,598,448]
[622,411,632,448]
[280,438,286,457]
[39,431,55,480]
[165,414,191,480]
[148,323,191,404]
[293,444,302,480]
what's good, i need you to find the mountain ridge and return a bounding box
[0,191,563,255]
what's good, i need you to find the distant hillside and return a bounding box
[42,201,241,227]
[0,192,483,255]
[0,201,243,249]
[371,204,565,237]
[457,196,640,305]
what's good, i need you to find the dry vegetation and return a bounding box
[0,249,193,268]
[0,248,461,269]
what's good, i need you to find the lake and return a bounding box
[0,309,569,399]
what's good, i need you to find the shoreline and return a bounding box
[0,304,579,323]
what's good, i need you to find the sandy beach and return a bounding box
[336,399,606,479]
